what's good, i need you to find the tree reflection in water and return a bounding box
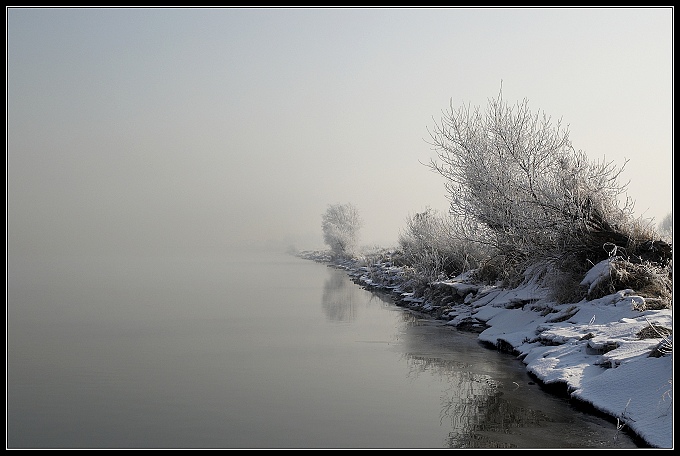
[396,314,635,449]
[322,268,359,322]
[321,267,636,449]
[322,268,396,323]
[440,371,547,449]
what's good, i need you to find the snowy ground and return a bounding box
[301,252,673,449]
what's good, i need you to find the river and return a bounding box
[6,250,638,448]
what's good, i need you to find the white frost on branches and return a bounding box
[322,203,362,258]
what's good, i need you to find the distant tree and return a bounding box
[659,212,672,243]
[322,203,362,258]
[426,87,649,285]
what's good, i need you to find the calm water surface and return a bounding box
[7,250,638,449]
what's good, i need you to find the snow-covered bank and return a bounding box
[297,250,673,449]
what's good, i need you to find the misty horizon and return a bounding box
[7,7,672,258]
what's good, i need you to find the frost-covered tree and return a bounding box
[426,87,644,283]
[399,207,484,281]
[659,211,672,243]
[322,203,362,258]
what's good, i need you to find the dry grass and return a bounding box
[638,317,673,358]
[586,259,672,308]
[637,323,672,340]
[472,254,524,287]
[548,271,588,304]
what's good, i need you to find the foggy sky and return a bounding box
[7,7,673,257]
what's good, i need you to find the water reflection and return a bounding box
[317,264,635,448]
[439,371,548,448]
[322,268,398,323]
[396,346,523,448]
[321,268,359,322]
[394,315,635,448]
[8,252,637,449]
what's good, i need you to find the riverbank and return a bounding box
[296,250,673,449]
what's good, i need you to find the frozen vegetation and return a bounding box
[303,91,672,448]
[296,248,672,448]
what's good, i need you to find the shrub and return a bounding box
[398,208,486,281]
[426,86,663,294]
